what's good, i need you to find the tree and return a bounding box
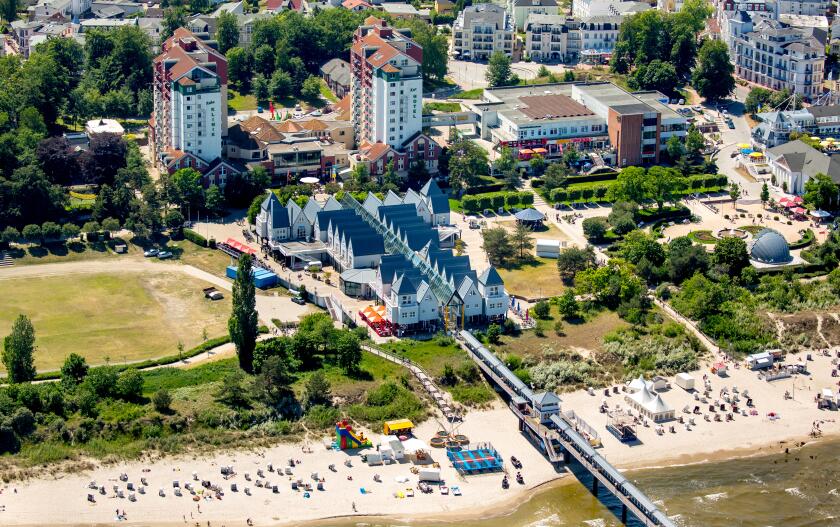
[609,166,647,203]
[165,209,184,231]
[486,323,501,344]
[582,217,609,241]
[628,60,678,95]
[543,162,570,191]
[2,314,36,383]
[728,183,741,210]
[608,201,638,235]
[556,245,597,282]
[666,135,684,161]
[21,224,42,245]
[563,70,575,82]
[530,153,545,176]
[646,166,679,211]
[161,7,186,42]
[692,39,735,101]
[667,236,708,283]
[115,369,144,400]
[685,125,705,158]
[447,137,489,190]
[744,87,772,115]
[511,222,534,260]
[556,289,579,319]
[0,0,19,23]
[227,47,252,90]
[713,236,749,276]
[205,184,225,217]
[303,370,332,410]
[81,133,127,186]
[620,230,666,266]
[760,182,770,206]
[269,69,292,100]
[335,332,362,374]
[2,227,20,245]
[486,51,513,87]
[229,254,259,373]
[60,353,88,385]
[493,147,516,175]
[41,221,61,241]
[252,73,269,101]
[531,301,549,319]
[36,136,77,185]
[395,19,448,81]
[382,160,399,191]
[215,370,251,408]
[255,355,296,406]
[481,227,515,266]
[216,12,240,54]
[168,167,205,211]
[153,389,172,412]
[301,75,322,101]
[61,223,80,241]
[101,217,120,233]
[804,173,839,211]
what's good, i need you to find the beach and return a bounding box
[3,349,840,527]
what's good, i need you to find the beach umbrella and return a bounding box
[737,143,751,149]
[740,148,753,155]
[811,136,821,141]
[793,196,804,204]
[749,152,763,158]
[811,209,832,219]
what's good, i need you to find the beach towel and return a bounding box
[360,487,367,494]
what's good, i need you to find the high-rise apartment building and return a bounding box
[150,28,228,173]
[350,17,423,149]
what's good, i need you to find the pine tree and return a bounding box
[228,254,259,373]
[2,314,37,383]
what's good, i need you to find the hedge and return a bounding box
[564,171,619,185]
[183,228,208,247]
[462,191,534,213]
[6,327,270,384]
[789,229,815,250]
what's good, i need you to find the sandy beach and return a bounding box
[3,348,840,527]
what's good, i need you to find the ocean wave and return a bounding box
[829,488,839,497]
[693,491,729,503]
[582,519,606,527]
[521,513,565,527]
[785,487,806,498]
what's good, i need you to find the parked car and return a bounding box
[157,251,173,259]
[257,106,263,113]
[727,120,735,129]
[310,110,322,117]
[691,105,703,112]
[143,248,159,257]
[203,287,224,300]
[291,296,306,305]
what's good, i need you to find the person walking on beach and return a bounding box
[352,501,357,512]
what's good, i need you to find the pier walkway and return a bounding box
[458,330,676,527]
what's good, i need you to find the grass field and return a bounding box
[498,256,565,300]
[452,88,483,99]
[228,89,258,111]
[8,239,140,266]
[0,271,231,372]
[495,309,629,358]
[424,101,461,113]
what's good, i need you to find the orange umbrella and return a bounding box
[374,305,386,315]
[368,312,383,323]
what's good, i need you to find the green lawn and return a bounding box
[319,79,339,103]
[0,271,231,372]
[382,340,471,378]
[424,101,461,113]
[228,89,258,111]
[6,239,139,266]
[452,88,483,99]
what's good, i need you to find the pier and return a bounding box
[459,330,676,527]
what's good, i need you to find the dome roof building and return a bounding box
[750,229,792,264]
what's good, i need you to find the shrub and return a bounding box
[534,321,545,337]
[581,188,594,201]
[41,222,61,241]
[183,228,208,247]
[492,194,506,209]
[533,300,550,319]
[153,389,172,412]
[582,217,609,241]
[554,320,565,335]
[462,195,480,214]
[478,195,493,211]
[22,224,42,244]
[115,369,144,400]
[519,192,534,205]
[551,189,568,202]
[505,193,521,207]
[486,323,501,344]
[568,189,581,201]
[83,366,119,398]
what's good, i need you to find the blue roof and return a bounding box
[348,233,384,257]
[261,193,290,229]
[428,194,450,215]
[379,254,413,285]
[420,178,443,196]
[392,272,420,295]
[315,208,355,230]
[479,266,504,286]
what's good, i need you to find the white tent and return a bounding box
[625,386,675,422]
[535,239,562,258]
[675,373,695,391]
[627,375,652,393]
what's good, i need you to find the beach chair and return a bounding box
[317,482,324,491]
[158,488,165,497]
[141,477,148,486]
[87,494,95,503]
[244,487,251,496]
[138,487,146,495]
[231,483,238,492]
[272,486,279,493]
[128,494,136,502]
[284,467,293,475]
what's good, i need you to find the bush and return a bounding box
[533,300,550,319]
[491,194,506,209]
[519,192,534,205]
[505,193,521,207]
[554,320,565,336]
[582,217,609,241]
[462,195,480,214]
[183,228,208,247]
[115,369,144,400]
[153,389,172,412]
[551,189,568,202]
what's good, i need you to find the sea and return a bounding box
[319,439,840,527]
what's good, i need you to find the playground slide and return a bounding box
[341,427,369,448]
